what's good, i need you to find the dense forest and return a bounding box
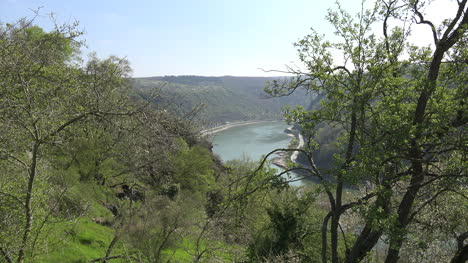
[134,76,310,126]
[0,0,467,263]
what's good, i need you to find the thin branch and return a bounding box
[339,192,377,214]
[411,0,439,44]
[441,0,468,41]
[338,222,349,252]
[0,247,13,263]
[409,187,449,223]
[0,191,25,208]
[331,66,352,78]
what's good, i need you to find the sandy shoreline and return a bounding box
[203,119,306,181]
[200,120,278,136]
[271,126,305,169]
[290,130,305,162]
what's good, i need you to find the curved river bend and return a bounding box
[210,121,306,186]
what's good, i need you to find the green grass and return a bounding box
[35,181,126,263]
[161,237,239,262]
[36,219,117,263]
[35,173,241,262]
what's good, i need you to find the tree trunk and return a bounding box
[384,153,424,263]
[103,234,120,263]
[450,244,468,263]
[384,7,468,259]
[17,141,40,263]
[331,214,340,263]
[344,189,390,263]
[322,212,332,263]
[344,226,382,263]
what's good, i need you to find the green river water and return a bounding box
[211,121,306,186]
[211,121,290,161]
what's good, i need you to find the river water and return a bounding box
[211,121,290,161]
[210,121,306,186]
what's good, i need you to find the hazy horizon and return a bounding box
[1,0,457,77]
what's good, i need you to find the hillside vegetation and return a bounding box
[0,0,467,263]
[0,17,321,263]
[134,76,310,126]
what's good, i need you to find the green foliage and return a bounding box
[1,2,465,263]
[0,14,317,263]
[36,219,121,263]
[265,1,467,262]
[134,76,311,126]
[246,188,326,262]
[0,17,139,262]
[171,139,215,194]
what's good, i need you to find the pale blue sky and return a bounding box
[0,0,456,77]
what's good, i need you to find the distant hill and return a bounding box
[133,76,312,127]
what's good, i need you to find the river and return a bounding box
[210,121,306,186]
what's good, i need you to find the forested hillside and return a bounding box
[0,0,467,263]
[134,76,310,126]
[0,17,321,263]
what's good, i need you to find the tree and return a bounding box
[246,188,326,262]
[264,0,467,262]
[0,16,136,262]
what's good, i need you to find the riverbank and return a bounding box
[271,126,305,168]
[208,120,309,185]
[200,120,278,136]
[290,128,305,162]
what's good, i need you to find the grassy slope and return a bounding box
[33,145,238,263]
[35,181,238,263]
[36,182,123,263]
